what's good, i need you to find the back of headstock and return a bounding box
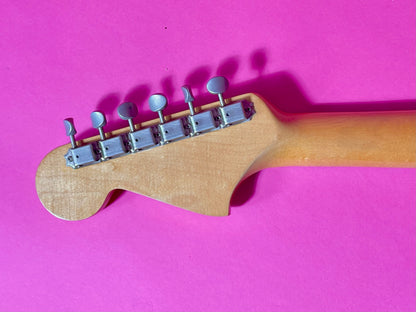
[36,77,283,220]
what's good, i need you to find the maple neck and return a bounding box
[249,110,416,175]
[36,92,415,221]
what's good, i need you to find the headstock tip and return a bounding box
[35,145,110,221]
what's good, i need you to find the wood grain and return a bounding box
[36,93,416,220]
[247,107,416,176]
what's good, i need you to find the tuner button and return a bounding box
[117,102,138,119]
[64,119,77,148]
[117,102,138,132]
[206,76,229,107]
[90,111,107,140]
[149,94,167,124]
[181,86,195,115]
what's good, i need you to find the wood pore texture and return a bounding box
[36,94,416,220]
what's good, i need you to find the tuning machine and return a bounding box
[63,119,100,168]
[63,75,256,169]
[91,111,127,160]
[149,94,189,144]
[207,76,255,127]
[117,102,157,152]
[181,86,219,135]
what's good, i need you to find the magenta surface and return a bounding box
[1,1,415,311]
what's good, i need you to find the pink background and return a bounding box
[1,1,415,311]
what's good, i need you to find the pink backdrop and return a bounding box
[1,1,415,311]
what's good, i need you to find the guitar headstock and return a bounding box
[36,77,283,220]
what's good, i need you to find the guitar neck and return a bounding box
[254,110,415,172]
[36,91,415,220]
